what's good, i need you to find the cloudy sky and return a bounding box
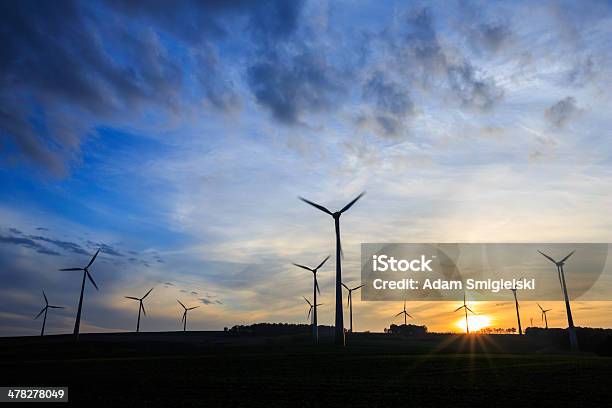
[1,0,612,336]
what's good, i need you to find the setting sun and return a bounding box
[456,315,491,333]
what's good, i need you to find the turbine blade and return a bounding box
[59,268,83,271]
[303,296,312,307]
[454,306,464,312]
[49,305,63,309]
[538,250,557,264]
[299,197,333,215]
[177,299,186,309]
[315,277,320,295]
[141,303,146,316]
[142,287,154,299]
[181,311,186,323]
[42,290,48,304]
[560,250,575,263]
[466,306,476,314]
[341,282,349,290]
[86,270,98,290]
[407,313,413,318]
[340,191,366,213]
[316,303,323,306]
[537,303,544,312]
[315,255,330,270]
[395,312,403,317]
[544,309,551,312]
[293,263,312,271]
[34,307,46,319]
[353,284,365,291]
[125,296,139,300]
[87,249,100,269]
[307,306,312,320]
[188,306,199,310]
[347,292,351,308]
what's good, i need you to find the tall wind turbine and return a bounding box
[538,250,578,350]
[124,288,153,332]
[293,255,329,342]
[177,300,199,332]
[299,192,365,345]
[341,283,364,333]
[510,285,522,335]
[303,297,323,324]
[34,290,63,337]
[59,249,100,338]
[394,300,412,326]
[538,303,551,329]
[454,293,475,334]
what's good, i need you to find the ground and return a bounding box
[1,332,611,407]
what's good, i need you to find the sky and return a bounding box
[1,0,612,336]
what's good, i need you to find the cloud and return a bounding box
[469,21,512,53]
[30,235,89,255]
[545,97,580,128]
[0,235,60,256]
[361,72,414,137]
[1,0,307,174]
[247,50,346,125]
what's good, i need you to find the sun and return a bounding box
[455,315,491,333]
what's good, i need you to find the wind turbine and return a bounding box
[293,255,329,342]
[394,300,413,326]
[341,282,364,333]
[303,297,323,324]
[59,248,100,338]
[454,292,475,334]
[34,290,63,336]
[299,192,365,345]
[538,303,551,329]
[510,284,523,335]
[538,250,578,350]
[124,288,153,332]
[177,300,199,332]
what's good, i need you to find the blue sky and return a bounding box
[1,0,612,335]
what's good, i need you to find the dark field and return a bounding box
[2,332,612,407]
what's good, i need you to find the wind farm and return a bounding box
[1,0,612,406]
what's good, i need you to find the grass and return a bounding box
[2,332,611,407]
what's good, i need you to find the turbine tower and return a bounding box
[299,192,365,346]
[177,300,199,332]
[341,282,364,333]
[124,288,153,332]
[538,303,551,329]
[59,248,100,339]
[34,290,63,337]
[394,300,412,326]
[454,292,475,334]
[293,255,329,343]
[510,285,522,335]
[538,250,578,350]
[303,297,323,324]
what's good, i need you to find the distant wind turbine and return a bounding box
[510,283,523,335]
[294,255,329,343]
[538,250,578,350]
[177,300,199,332]
[59,249,100,338]
[303,297,323,324]
[299,192,365,345]
[538,303,551,329]
[341,283,364,333]
[394,300,413,326]
[34,290,63,337]
[125,288,153,332]
[454,292,475,334]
